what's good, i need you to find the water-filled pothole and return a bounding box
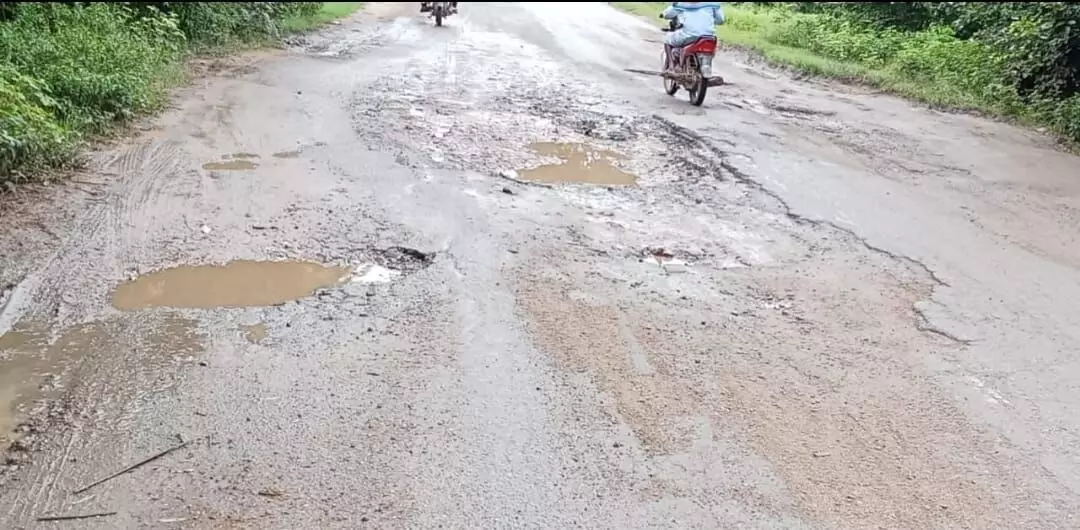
[518,142,636,186]
[0,315,202,445]
[203,160,257,171]
[203,153,260,171]
[112,260,351,310]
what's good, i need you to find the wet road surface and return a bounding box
[2,2,1080,528]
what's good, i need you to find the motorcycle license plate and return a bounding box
[697,55,714,77]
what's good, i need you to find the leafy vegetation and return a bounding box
[0,2,358,186]
[281,2,366,33]
[614,2,1080,144]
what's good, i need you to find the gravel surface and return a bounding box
[1,3,1079,528]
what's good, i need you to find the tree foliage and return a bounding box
[771,2,1080,100]
[744,2,1080,141]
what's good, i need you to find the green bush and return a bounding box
[0,65,75,183]
[768,14,898,66]
[169,2,319,48]
[0,2,328,186]
[0,3,184,130]
[737,2,1080,141]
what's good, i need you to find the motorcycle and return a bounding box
[659,18,724,106]
[426,1,453,27]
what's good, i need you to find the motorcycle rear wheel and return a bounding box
[686,57,707,106]
[662,51,678,96]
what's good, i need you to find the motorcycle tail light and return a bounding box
[698,55,714,77]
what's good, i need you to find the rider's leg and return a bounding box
[664,32,691,75]
[663,41,674,76]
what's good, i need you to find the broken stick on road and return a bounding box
[36,511,117,522]
[72,436,202,495]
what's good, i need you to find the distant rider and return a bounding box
[660,2,725,74]
[420,2,458,14]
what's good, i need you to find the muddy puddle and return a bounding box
[0,315,202,444]
[112,260,351,310]
[519,142,636,186]
[203,153,260,171]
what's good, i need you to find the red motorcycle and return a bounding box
[660,19,724,106]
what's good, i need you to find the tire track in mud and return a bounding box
[0,113,203,525]
[39,140,183,325]
[1,313,205,523]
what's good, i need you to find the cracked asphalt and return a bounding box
[2,2,1080,528]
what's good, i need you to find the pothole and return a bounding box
[202,160,257,171]
[202,153,260,171]
[112,260,351,310]
[764,101,836,117]
[369,246,435,273]
[518,142,636,186]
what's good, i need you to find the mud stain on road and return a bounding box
[111,260,350,310]
[0,315,202,445]
[0,326,49,442]
[519,142,636,186]
[272,149,302,159]
[515,254,1051,528]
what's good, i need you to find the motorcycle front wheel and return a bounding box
[435,8,443,26]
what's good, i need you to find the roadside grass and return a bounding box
[611,2,1066,140]
[0,3,366,188]
[615,2,872,81]
[281,2,366,33]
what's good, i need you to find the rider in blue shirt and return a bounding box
[661,2,725,73]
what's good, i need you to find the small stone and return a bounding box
[258,487,284,497]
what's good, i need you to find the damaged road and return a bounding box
[2,2,1080,528]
